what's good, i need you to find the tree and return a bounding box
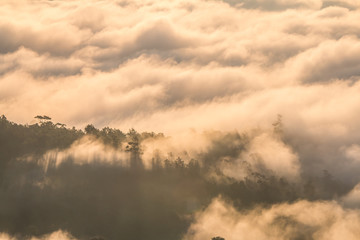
[85,124,99,135]
[187,158,200,175]
[272,114,283,135]
[174,157,185,169]
[212,237,225,240]
[34,115,52,124]
[90,236,105,240]
[126,128,143,170]
[55,123,66,128]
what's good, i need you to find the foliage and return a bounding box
[212,237,225,240]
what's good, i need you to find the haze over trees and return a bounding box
[2,0,360,239]
[0,115,353,240]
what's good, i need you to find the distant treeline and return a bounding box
[0,115,350,240]
[0,114,165,162]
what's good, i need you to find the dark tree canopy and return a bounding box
[35,115,52,120]
[212,237,225,240]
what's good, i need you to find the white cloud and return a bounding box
[184,197,360,240]
[0,231,76,240]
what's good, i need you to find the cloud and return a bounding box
[341,182,360,208]
[222,0,323,10]
[1,0,360,128]
[0,48,84,78]
[221,132,300,181]
[0,22,84,57]
[1,0,360,190]
[285,36,360,83]
[221,0,360,10]
[184,197,360,240]
[0,231,76,240]
[40,136,129,168]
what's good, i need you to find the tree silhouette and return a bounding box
[85,124,99,135]
[34,115,52,124]
[126,128,143,170]
[212,237,225,240]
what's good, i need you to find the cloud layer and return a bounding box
[0,230,75,240]
[1,0,360,132]
[184,197,360,240]
[2,0,360,191]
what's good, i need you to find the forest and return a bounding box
[0,115,350,240]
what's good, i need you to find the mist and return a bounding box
[1,0,360,239]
